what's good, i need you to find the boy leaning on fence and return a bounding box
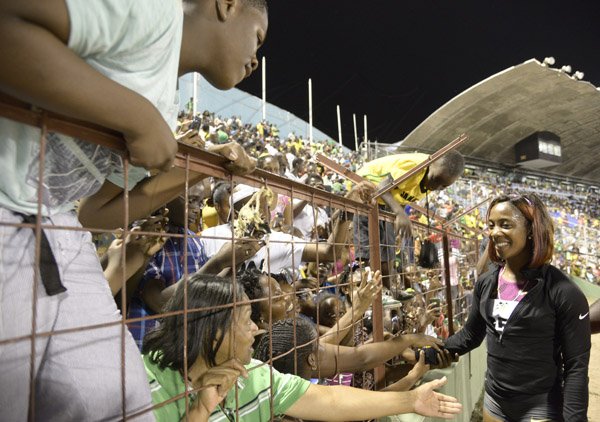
[0,0,267,419]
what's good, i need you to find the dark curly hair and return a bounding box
[238,266,266,323]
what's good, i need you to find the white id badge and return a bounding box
[492,299,519,333]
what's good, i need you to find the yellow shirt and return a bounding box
[356,153,429,205]
[201,201,219,230]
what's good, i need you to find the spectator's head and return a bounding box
[276,154,288,175]
[254,318,318,379]
[183,0,268,89]
[257,154,280,174]
[239,268,291,329]
[292,157,306,177]
[305,161,319,176]
[296,287,316,318]
[142,273,258,370]
[425,150,464,191]
[486,193,554,269]
[212,181,232,224]
[317,294,346,327]
[306,173,325,190]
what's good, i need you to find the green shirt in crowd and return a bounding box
[143,355,311,421]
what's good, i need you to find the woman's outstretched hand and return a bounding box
[411,376,462,419]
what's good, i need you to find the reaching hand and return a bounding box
[412,377,462,419]
[352,269,382,313]
[409,350,431,380]
[191,359,249,417]
[106,222,166,269]
[345,181,376,204]
[421,302,442,326]
[124,116,178,173]
[208,142,257,175]
[214,239,263,267]
[394,213,413,244]
[177,128,205,149]
[404,333,444,352]
[431,349,460,369]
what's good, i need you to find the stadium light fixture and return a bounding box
[572,71,584,80]
[560,65,572,73]
[542,56,555,66]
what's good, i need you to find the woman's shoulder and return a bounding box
[540,264,587,302]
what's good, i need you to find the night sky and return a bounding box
[237,0,600,149]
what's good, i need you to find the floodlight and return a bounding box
[542,57,555,66]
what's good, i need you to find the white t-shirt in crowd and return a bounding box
[200,224,306,274]
[0,0,183,215]
[290,199,329,240]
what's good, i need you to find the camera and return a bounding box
[414,346,444,365]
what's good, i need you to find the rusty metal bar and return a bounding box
[367,206,385,389]
[442,232,455,336]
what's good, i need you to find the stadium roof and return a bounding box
[397,59,600,184]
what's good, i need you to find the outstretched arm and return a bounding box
[316,333,443,377]
[0,0,176,171]
[79,142,255,229]
[302,181,375,263]
[319,270,382,345]
[283,199,309,225]
[285,377,461,421]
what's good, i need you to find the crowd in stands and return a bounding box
[91,109,598,406]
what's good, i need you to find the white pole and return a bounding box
[192,72,198,116]
[336,105,342,147]
[353,113,358,151]
[308,78,313,144]
[262,57,266,121]
[363,114,368,159]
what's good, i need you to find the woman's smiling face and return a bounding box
[487,201,530,263]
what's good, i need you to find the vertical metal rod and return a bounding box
[336,105,342,147]
[353,113,358,152]
[121,157,131,419]
[262,57,266,121]
[308,79,313,144]
[368,206,385,389]
[442,232,455,336]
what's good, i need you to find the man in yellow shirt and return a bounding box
[354,151,464,282]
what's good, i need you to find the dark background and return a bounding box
[237,0,600,149]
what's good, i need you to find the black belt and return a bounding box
[19,214,67,296]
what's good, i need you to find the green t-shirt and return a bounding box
[143,355,310,421]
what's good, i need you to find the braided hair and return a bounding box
[254,318,318,377]
[238,266,266,324]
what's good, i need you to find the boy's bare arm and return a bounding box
[0,0,177,171]
[79,167,207,230]
[78,142,256,230]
